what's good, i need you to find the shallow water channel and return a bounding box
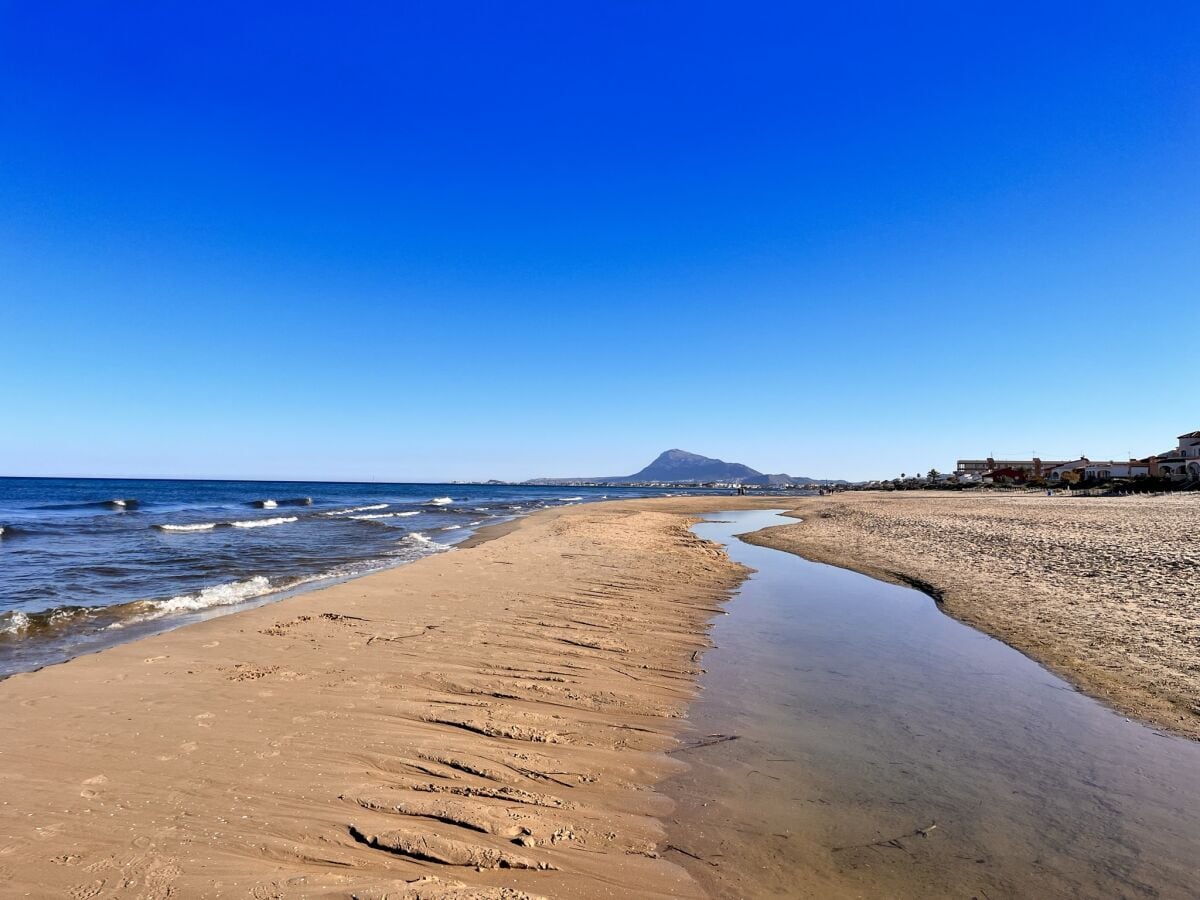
[663,510,1200,899]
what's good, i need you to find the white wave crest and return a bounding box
[2,611,31,635]
[401,532,449,552]
[558,497,583,502]
[426,497,453,506]
[149,576,273,615]
[394,510,421,517]
[257,499,278,509]
[441,525,462,531]
[321,504,388,516]
[157,522,218,532]
[350,510,420,520]
[230,516,297,529]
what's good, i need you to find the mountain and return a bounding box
[526,449,840,485]
[620,449,763,483]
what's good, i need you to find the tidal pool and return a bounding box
[663,509,1200,899]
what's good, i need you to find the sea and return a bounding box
[0,477,717,677]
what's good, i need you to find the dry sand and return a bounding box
[2,490,1196,898]
[741,490,1200,739]
[0,502,751,899]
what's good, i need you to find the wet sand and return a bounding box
[664,511,1200,899]
[738,491,1200,738]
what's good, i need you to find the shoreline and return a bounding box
[735,491,1200,740]
[0,498,755,898]
[2,491,1195,895]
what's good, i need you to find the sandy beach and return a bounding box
[0,502,750,899]
[2,491,1197,898]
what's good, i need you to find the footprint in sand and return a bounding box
[144,655,168,664]
[179,742,198,753]
[80,775,108,799]
[194,713,214,728]
[202,641,220,648]
[68,879,105,899]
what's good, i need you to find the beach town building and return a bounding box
[1083,460,1151,480]
[1046,459,1090,482]
[1149,431,1200,480]
[981,466,1031,484]
[1046,460,1094,482]
[956,458,1065,478]
[959,428,1200,485]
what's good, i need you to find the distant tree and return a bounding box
[928,468,940,482]
[900,472,906,480]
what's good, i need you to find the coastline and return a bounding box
[0,499,753,898]
[3,490,1196,896]
[736,491,1200,740]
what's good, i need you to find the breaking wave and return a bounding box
[254,499,278,508]
[155,516,297,532]
[401,532,448,551]
[426,497,453,506]
[231,516,297,529]
[143,576,273,617]
[1,605,90,637]
[321,504,388,516]
[2,610,31,635]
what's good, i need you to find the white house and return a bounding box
[1046,458,1090,482]
[1083,460,1151,480]
[1152,431,1200,479]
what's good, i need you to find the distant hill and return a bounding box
[526,449,841,485]
[620,449,764,483]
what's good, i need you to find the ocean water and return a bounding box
[0,477,706,677]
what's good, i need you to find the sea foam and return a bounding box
[2,610,31,635]
[231,516,297,529]
[148,576,273,615]
[321,504,388,516]
[401,532,448,551]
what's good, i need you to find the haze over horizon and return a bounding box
[2,3,1197,482]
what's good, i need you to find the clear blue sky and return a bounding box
[2,3,1197,482]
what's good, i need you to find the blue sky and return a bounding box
[2,3,1197,481]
